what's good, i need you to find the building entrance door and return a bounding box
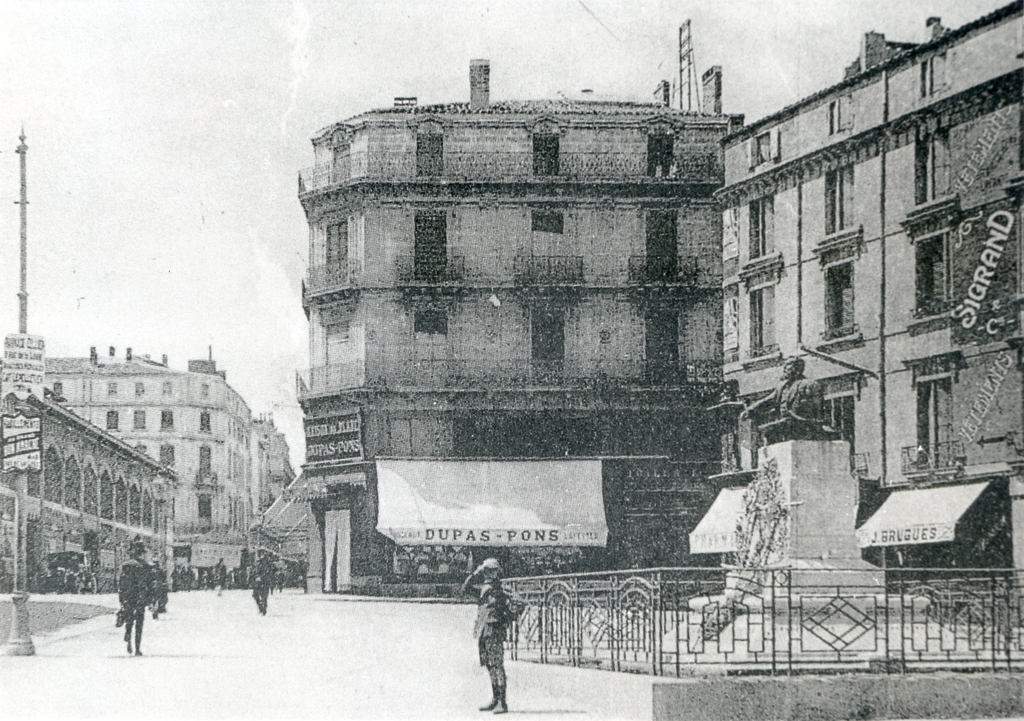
[323,510,351,592]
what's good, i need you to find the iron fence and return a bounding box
[503,566,1024,676]
[900,440,967,476]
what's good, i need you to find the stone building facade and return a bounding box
[297,61,741,592]
[717,3,1023,568]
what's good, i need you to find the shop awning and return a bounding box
[856,481,990,548]
[375,459,607,546]
[689,487,746,554]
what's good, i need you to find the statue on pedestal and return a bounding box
[740,356,837,445]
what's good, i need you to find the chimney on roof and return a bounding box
[90,347,98,365]
[109,346,115,358]
[702,66,722,115]
[394,97,417,108]
[653,80,670,106]
[126,347,132,362]
[162,354,168,367]
[470,59,490,111]
[861,31,889,71]
[927,16,946,40]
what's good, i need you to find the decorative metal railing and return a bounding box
[627,255,721,287]
[504,567,1024,676]
[306,262,355,296]
[900,441,966,476]
[513,256,585,285]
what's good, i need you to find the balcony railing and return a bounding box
[306,262,354,297]
[900,440,966,477]
[194,471,218,491]
[626,255,721,286]
[396,255,465,285]
[513,256,584,285]
[297,357,720,398]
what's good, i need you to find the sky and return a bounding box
[0,0,1012,469]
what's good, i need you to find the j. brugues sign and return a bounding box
[305,412,362,464]
[951,199,1018,344]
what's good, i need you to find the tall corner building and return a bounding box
[46,348,261,567]
[718,3,1023,569]
[296,61,742,592]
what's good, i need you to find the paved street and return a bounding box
[0,590,656,720]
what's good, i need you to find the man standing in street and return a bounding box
[118,538,152,656]
[462,558,516,714]
[214,558,227,596]
[251,550,272,616]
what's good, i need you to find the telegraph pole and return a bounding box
[16,129,28,334]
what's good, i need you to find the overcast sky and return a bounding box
[0,0,1011,468]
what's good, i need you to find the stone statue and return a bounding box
[740,356,836,444]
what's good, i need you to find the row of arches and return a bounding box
[30,446,158,530]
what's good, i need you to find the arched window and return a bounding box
[100,471,114,520]
[115,477,128,524]
[43,447,63,504]
[142,490,153,528]
[64,456,82,510]
[128,484,141,526]
[83,465,97,516]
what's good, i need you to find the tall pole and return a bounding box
[15,130,28,334]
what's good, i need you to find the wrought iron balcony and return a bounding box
[900,441,966,477]
[305,261,354,297]
[194,471,219,491]
[513,256,584,285]
[396,255,465,285]
[627,255,719,286]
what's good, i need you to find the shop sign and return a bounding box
[2,334,45,400]
[690,531,737,555]
[387,526,604,546]
[2,412,41,471]
[858,523,952,547]
[305,412,362,464]
[950,200,1018,344]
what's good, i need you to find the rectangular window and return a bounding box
[106,410,119,430]
[416,134,443,176]
[825,263,855,337]
[133,410,146,430]
[531,308,565,362]
[915,233,949,315]
[159,444,175,467]
[201,383,210,398]
[135,382,145,397]
[199,446,212,475]
[200,411,211,433]
[52,381,63,397]
[749,285,776,354]
[755,132,772,165]
[645,308,679,383]
[531,209,564,234]
[749,196,773,260]
[828,100,838,135]
[161,410,174,430]
[919,55,945,97]
[326,220,348,266]
[162,381,173,395]
[533,134,559,176]
[414,309,448,335]
[914,132,950,205]
[826,395,856,453]
[198,496,212,520]
[920,61,929,98]
[916,377,953,453]
[107,382,118,397]
[647,134,674,177]
[644,210,678,281]
[413,211,447,282]
[825,165,855,234]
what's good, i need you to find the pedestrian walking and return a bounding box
[214,558,227,596]
[462,558,519,714]
[118,538,153,656]
[251,551,272,615]
[150,564,169,618]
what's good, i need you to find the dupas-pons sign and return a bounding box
[951,200,1018,344]
[305,412,362,463]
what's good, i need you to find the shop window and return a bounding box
[133,410,146,430]
[159,444,175,467]
[414,211,447,281]
[198,496,212,521]
[533,134,559,176]
[647,134,674,177]
[531,209,563,234]
[416,134,443,176]
[749,196,774,260]
[749,285,776,356]
[414,309,448,335]
[914,131,950,205]
[531,308,564,362]
[200,410,212,433]
[825,165,854,234]
[824,263,855,338]
[161,410,174,430]
[915,232,949,315]
[106,410,119,430]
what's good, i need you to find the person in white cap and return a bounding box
[462,558,512,714]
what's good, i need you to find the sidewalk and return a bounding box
[1,589,656,720]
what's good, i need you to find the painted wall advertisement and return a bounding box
[2,333,45,400]
[305,411,363,464]
[2,412,41,471]
[950,199,1018,345]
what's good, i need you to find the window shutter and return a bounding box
[841,283,854,327]
[747,139,756,169]
[840,96,855,131]
[770,128,781,162]
[933,54,947,93]
[762,286,776,348]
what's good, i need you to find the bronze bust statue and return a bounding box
[740,356,837,444]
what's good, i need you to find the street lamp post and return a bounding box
[2,468,35,655]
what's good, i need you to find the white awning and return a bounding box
[856,481,990,548]
[375,459,607,547]
[689,488,746,554]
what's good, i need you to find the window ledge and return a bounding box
[742,349,784,372]
[817,332,865,353]
[814,226,864,266]
[739,253,784,289]
[902,196,960,238]
[907,312,954,337]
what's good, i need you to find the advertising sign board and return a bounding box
[2,412,41,471]
[304,411,363,464]
[2,334,45,401]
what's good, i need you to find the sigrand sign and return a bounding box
[304,411,362,464]
[951,200,1018,344]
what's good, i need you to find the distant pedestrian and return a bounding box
[462,558,518,714]
[118,538,153,656]
[214,558,227,596]
[251,551,272,615]
[150,565,169,618]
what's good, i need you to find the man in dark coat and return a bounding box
[251,551,273,615]
[118,538,152,656]
[150,564,169,618]
[214,558,227,595]
[462,558,514,714]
